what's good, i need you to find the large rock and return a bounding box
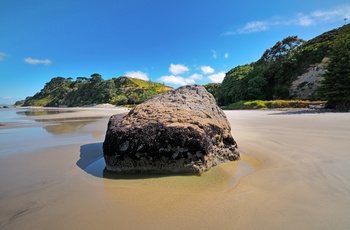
[103,85,239,174]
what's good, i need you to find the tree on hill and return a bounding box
[217,64,252,105]
[89,73,103,84]
[214,25,350,106]
[318,26,350,110]
[261,36,305,61]
[216,36,304,105]
[21,75,172,107]
[203,83,221,99]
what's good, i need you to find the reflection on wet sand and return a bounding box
[101,154,260,190]
[98,154,261,229]
[43,119,102,135]
[80,144,261,202]
[79,142,261,184]
[16,109,76,116]
[35,116,106,122]
[76,139,261,229]
[32,115,107,135]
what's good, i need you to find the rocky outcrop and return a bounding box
[289,58,328,99]
[103,85,239,174]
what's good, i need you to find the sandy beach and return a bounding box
[0,108,349,229]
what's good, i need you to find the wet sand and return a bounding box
[0,108,349,229]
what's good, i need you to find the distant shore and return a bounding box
[0,105,129,130]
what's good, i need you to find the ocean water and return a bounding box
[0,108,105,156]
[0,108,35,123]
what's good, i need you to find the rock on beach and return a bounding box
[103,85,240,174]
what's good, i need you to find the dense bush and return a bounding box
[217,25,350,107]
[22,74,172,107]
[228,100,326,109]
[317,25,350,110]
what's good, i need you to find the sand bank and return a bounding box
[0,108,349,229]
[227,110,350,229]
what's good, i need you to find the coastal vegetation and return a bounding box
[317,25,350,110]
[20,74,172,107]
[228,100,325,110]
[212,24,350,110]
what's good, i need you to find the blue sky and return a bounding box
[1,0,350,104]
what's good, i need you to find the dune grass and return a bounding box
[228,100,326,109]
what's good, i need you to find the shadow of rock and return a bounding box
[102,168,200,180]
[77,143,105,177]
[77,142,199,179]
[77,144,259,185]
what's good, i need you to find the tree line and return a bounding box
[20,74,172,107]
[207,24,350,111]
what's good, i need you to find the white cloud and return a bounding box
[208,72,226,83]
[159,73,203,86]
[237,21,269,34]
[0,52,8,62]
[212,50,217,59]
[24,57,52,65]
[169,63,189,75]
[201,65,215,74]
[224,53,229,59]
[125,70,149,81]
[189,73,203,80]
[225,4,350,35]
[2,96,13,99]
[312,5,350,21]
[295,14,314,26]
[159,75,191,85]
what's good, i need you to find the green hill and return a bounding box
[214,24,350,110]
[21,74,172,107]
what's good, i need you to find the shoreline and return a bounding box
[0,106,129,130]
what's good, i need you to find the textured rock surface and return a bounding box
[289,58,328,99]
[103,85,239,173]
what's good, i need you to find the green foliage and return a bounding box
[23,76,72,107]
[229,100,267,109]
[217,25,350,106]
[111,95,128,105]
[89,73,103,84]
[228,100,326,109]
[203,83,221,98]
[22,75,172,107]
[217,64,253,105]
[14,100,25,106]
[217,36,304,105]
[318,25,350,110]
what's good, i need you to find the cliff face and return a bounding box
[289,58,329,99]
